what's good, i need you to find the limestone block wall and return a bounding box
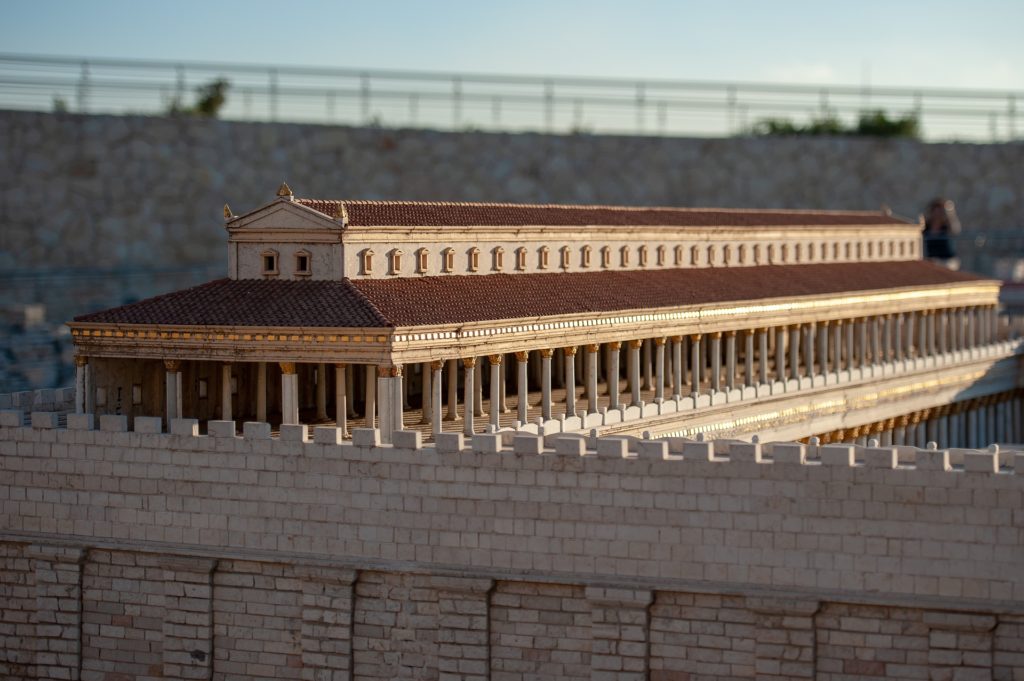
[1,419,1023,678]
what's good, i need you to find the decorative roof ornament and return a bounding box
[223,204,233,219]
[276,182,294,200]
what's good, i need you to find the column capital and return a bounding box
[540,348,554,358]
[75,355,90,368]
[724,329,737,338]
[654,337,667,346]
[514,351,529,362]
[333,362,347,369]
[628,339,643,349]
[378,365,403,377]
[462,357,477,368]
[608,341,622,350]
[710,331,722,340]
[670,335,683,343]
[430,359,445,370]
[819,319,830,328]
[689,333,702,342]
[279,362,297,375]
[563,346,577,356]
[848,425,861,438]
[898,414,911,427]
[488,354,503,365]
[585,344,600,353]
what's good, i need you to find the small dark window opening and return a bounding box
[264,254,277,272]
[297,255,309,272]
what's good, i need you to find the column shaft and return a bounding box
[586,345,600,413]
[541,350,553,421]
[654,339,666,401]
[421,362,433,424]
[489,356,502,430]
[744,331,754,388]
[446,359,458,421]
[335,364,348,437]
[221,363,233,422]
[516,353,529,425]
[690,335,702,396]
[463,358,476,435]
[725,332,737,390]
[710,333,722,392]
[256,361,267,422]
[564,347,577,417]
[609,343,622,408]
[758,329,769,385]
[431,361,443,435]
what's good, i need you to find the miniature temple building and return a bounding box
[67,184,1020,445]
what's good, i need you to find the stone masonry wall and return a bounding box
[1,415,1024,678]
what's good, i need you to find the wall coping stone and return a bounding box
[170,418,199,436]
[313,426,342,445]
[99,414,128,432]
[207,420,237,438]
[66,413,94,431]
[351,427,380,448]
[133,416,163,434]
[243,421,271,440]
[280,424,308,443]
[392,429,423,450]
[31,411,59,429]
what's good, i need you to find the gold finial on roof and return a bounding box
[276,182,294,198]
[223,204,233,219]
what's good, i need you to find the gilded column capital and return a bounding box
[514,351,529,362]
[689,333,702,342]
[608,341,622,351]
[670,335,683,343]
[488,354,503,365]
[377,365,402,377]
[430,359,445,370]
[710,331,722,340]
[163,359,181,372]
[334,362,347,369]
[585,344,600,353]
[654,337,667,346]
[74,355,90,368]
[462,357,477,368]
[540,349,554,359]
[628,339,643,349]
[279,362,296,375]
[563,346,577,356]
[724,330,737,338]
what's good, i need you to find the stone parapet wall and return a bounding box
[1,419,1021,602]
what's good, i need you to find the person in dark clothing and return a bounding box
[922,197,960,260]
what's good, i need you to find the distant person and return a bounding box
[922,197,960,261]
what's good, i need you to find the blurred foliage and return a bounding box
[751,110,919,138]
[168,78,229,117]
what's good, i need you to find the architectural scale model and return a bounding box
[67,183,1019,447]
[2,186,1023,680]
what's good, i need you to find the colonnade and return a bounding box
[72,304,1008,443]
[809,390,1024,450]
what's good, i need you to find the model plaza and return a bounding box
[68,184,1019,446]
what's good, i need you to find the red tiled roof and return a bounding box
[293,198,910,228]
[74,261,985,329]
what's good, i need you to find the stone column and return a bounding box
[498,360,509,413]
[917,311,928,358]
[256,361,267,422]
[894,414,908,446]
[335,363,348,437]
[75,355,90,414]
[629,340,643,406]
[586,344,600,413]
[564,346,577,417]
[671,336,684,399]
[431,360,444,436]
[926,310,937,357]
[164,358,181,423]
[30,544,86,681]
[221,362,233,422]
[541,349,553,420]
[473,363,484,417]
[690,334,702,396]
[162,555,218,680]
[463,358,476,435]
[871,316,881,365]
[489,354,503,431]
[725,330,737,390]
[376,365,403,442]
[446,359,458,421]
[316,362,327,420]
[281,362,300,425]
[803,324,816,379]
[743,330,755,388]
[709,332,722,392]
[817,321,829,375]
[421,361,432,424]
[758,328,769,384]
[938,309,949,354]
[894,313,904,361]
[364,364,375,429]
[774,327,786,382]
[515,352,529,425]
[642,339,653,390]
[788,325,800,380]
[586,587,654,681]
[608,342,622,408]
[654,338,666,401]
[845,319,855,370]
[858,317,869,369]
[832,320,843,375]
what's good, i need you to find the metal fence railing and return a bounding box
[0,53,1021,141]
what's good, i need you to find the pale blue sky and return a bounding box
[2,0,1022,89]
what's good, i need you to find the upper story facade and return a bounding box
[225,183,923,282]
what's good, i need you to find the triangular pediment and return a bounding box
[226,199,344,234]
